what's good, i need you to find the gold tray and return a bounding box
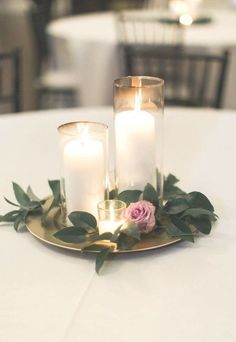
[25,200,181,254]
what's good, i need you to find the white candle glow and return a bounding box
[98,219,125,235]
[179,13,193,25]
[97,199,126,235]
[169,0,202,19]
[115,93,156,191]
[63,126,105,217]
[169,0,189,16]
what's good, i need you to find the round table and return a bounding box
[47,9,236,108]
[0,106,236,341]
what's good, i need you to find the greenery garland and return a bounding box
[0,175,217,274]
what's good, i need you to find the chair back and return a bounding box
[0,49,21,113]
[30,3,49,72]
[110,0,146,11]
[71,0,146,13]
[123,44,229,108]
[117,10,184,46]
[32,0,53,24]
[71,0,109,13]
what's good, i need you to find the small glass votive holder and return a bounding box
[97,200,126,235]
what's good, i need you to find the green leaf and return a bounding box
[0,210,21,223]
[48,180,61,202]
[30,206,43,216]
[109,189,117,200]
[54,227,91,243]
[116,233,138,250]
[155,206,165,223]
[47,180,62,211]
[118,190,142,204]
[165,174,179,187]
[163,174,185,199]
[97,232,113,241]
[110,225,124,242]
[122,221,141,240]
[187,192,214,212]
[24,201,42,210]
[52,207,64,229]
[143,183,159,207]
[4,197,20,207]
[164,197,189,215]
[188,216,212,235]
[13,182,31,207]
[41,212,50,227]
[182,208,217,221]
[166,216,194,242]
[83,244,110,252]
[13,211,27,232]
[27,186,41,202]
[68,211,97,233]
[96,246,113,274]
[41,180,63,224]
[164,186,186,200]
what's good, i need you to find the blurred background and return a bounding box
[0,0,235,113]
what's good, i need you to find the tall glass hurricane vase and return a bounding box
[58,121,109,217]
[114,76,164,197]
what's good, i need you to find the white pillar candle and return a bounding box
[63,132,105,217]
[115,97,156,191]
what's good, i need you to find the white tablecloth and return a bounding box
[0,106,236,342]
[47,10,236,108]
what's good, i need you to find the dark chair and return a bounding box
[109,0,146,11]
[122,44,229,108]
[71,0,109,13]
[70,0,145,13]
[0,49,21,114]
[32,0,53,24]
[117,10,184,46]
[30,2,49,72]
[30,3,78,109]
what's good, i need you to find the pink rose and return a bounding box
[125,200,156,234]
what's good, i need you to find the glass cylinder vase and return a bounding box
[58,121,109,217]
[113,76,164,196]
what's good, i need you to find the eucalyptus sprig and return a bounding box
[52,178,217,273]
[53,210,140,274]
[118,182,217,243]
[41,180,63,226]
[0,180,63,231]
[0,183,43,231]
[0,174,218,274]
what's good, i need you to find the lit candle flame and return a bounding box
[179,13,193,26]
[77,124,89,145]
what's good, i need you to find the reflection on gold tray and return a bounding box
[25,199,181,254]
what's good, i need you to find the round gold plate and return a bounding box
[25,199,181,254]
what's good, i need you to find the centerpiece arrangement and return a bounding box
[0,76,218,274]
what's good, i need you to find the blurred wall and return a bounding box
[0,0,38,111]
